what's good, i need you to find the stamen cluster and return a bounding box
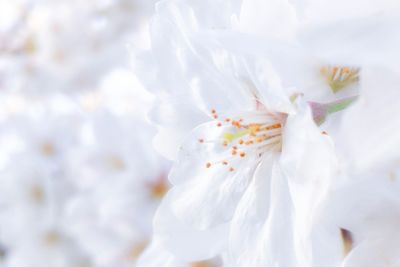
[199,109,285,172]
[320,66,360,93]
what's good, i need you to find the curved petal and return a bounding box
[137,240,186,267]
[313,161,400,267]
[153,189,229,262]
[169,121,259,229]
[300,16,400,71]
[281,100,340,267]
[228,156,297,267]
[239,0,298,40]
[281,98,337,185]
[327,66,400,172]
[304,0,400,24]
[342,237,400,267]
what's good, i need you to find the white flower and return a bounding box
[135,2,363,265]
[134,0,400,266]
[302,66,400,267]
[0,0,156,95]
[64,111,169,266]
[0,0,172,265]
[0,113,89,267]
[0,91,169,266]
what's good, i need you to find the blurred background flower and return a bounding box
[0,0,177,266]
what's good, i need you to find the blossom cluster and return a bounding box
[133,0,400,266]
[0,1,171,267]
[1,0,400,267]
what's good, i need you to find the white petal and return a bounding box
[300,16,400,70]
[282,100,341,266]
[239,0,298,40]
[169,121,257,229]
[137,240,186,267]
[328,66,400,172]
[228,156,297,267]
[153,190,228,261]
[342,237,400,267]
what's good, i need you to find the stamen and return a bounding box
[202,111,284,173]
[320,66,360,93]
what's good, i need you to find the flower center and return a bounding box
[109,156,125,170]
[43,230,61,246]
[30,184,45,203]
[125,240,148,261]
[320,66,360,93]
[149,174,169,199]
[40,142,56,156]
[201,109,285,172]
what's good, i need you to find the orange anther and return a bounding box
[206,162,211,168]
[342,67,351,74]
[264,123,281,130]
